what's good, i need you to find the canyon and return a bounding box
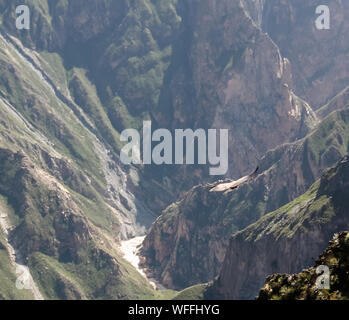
[0,0,348,300]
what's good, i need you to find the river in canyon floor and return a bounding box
[120,236,167,291]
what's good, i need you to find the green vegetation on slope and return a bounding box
[0,147,160,300]
[28,249,162,300]
[0,2,177,299]
[258,232,349,300]
[237,154,349,243]
[173,284,209,300]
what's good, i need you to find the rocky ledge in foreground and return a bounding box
[258,231,349,300]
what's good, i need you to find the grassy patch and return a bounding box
[173,284,208,300]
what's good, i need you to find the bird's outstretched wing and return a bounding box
[209,167,259,193]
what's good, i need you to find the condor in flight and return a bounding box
[209,167,259,193]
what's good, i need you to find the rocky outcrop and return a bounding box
[141,186,231,289]
[258,231,349,300]
[210,156,349,299]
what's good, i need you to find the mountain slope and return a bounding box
[0,146,159,299]
[0,8,162,298]
[210,155,349,299]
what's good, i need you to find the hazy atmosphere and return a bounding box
[0,0,348,305]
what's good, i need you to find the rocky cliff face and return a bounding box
[141,106,349,290]
[210,156,349,299]
[221,0,349,111]
[241,0,266,27]
[262,0,349,109]
[258,231,349,300]
[154,0,316,184]
[217,0,349,111]
[141,186,231,289]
